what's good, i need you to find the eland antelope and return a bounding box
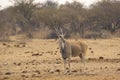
[54,26,88,74]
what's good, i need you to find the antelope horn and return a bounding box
[59,27,64,35]
[54,26,60,36]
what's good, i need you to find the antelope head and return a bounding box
[54,26,65,42]
[54,26,66,51]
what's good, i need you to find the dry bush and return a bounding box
[114,29,120,37]
[32,27,52,39]
[70,32,81,40]
[85,31,101,39]
[0,33,11,42]
[100,30,113,39]
[84,30,112,39]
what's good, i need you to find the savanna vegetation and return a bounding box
[0,0,120,40]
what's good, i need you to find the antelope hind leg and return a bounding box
[79,54,86,73]
[67,58,72,74]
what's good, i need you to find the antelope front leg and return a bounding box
[63,58,72,75]
[68,58,72,74]
[81,54,86,73]
[63,59,68,74]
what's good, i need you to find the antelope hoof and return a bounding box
[64,70,68,75]
[64,70,72,75]
[68,71,72,75]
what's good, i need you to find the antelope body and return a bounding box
[60,40,87,59]
[54,27,88,74]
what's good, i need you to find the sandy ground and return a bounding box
[0,38,120,80]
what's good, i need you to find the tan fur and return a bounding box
[59,39,88,74]
[65,40,88,58]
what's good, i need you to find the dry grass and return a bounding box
[0,38,120,80]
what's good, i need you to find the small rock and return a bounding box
[100,67,102,70]
[22,44,26,47]
[26,63,28,65]
[85,68,88,70]
[3,63,8,66]
[17,63,21,66]
[116,68,120,71]
[55,51,58,53]
[3,77,9,79]
[3,43,7,46]
[48,69,54,74]
[55,69,60,73]
[89,48,92,50]
[22,71,27,73]
[31,52,34,53]
[19,44,26,48]
[48,62,51,64]
[54,53,57,55]
[117,53,120,55]
[99,56,104,60]
[24,51,30,53]
[13,62,21,66]
[34,70,41,74]
[13,62,16,65]
[56,58,61,60]
[26,67,28,69]
[21,74,26,77]
[32,63,35,65]
[72,70,77,72]
[79,69,82,72]
[39,54,43,56]
[7,45,11,47]
[5,72,11,75]
[14,44,19,47]
[25,75,29,78]
[42,52,44,54]
[88,58,96,60]
[105,66,108,69]
[32,74,36,78]
[91,51,94,53]
[0,72,2,75]
[55,61,61,64]
[32,53,39,56]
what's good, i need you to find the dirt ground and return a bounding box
[0,38,120,80]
